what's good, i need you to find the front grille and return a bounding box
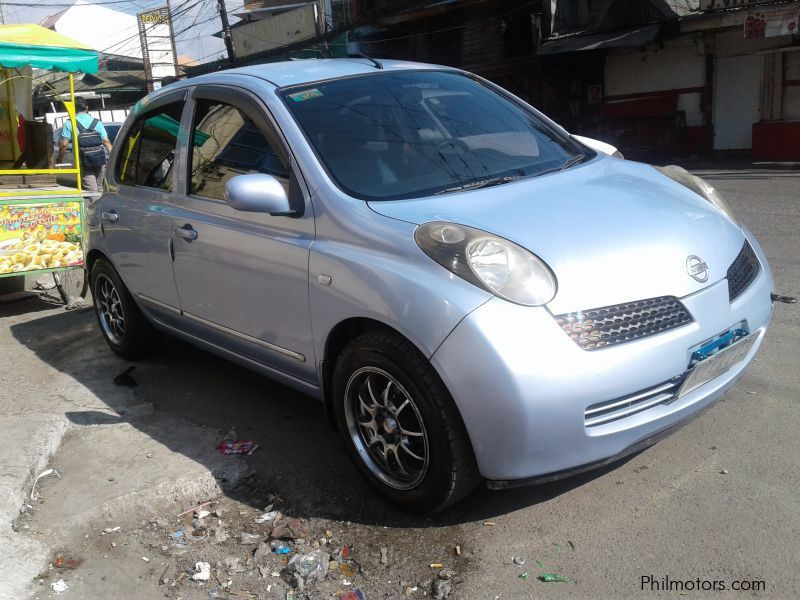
[727,241,759,302]
[584,374,686,427]
[554,296,694,351]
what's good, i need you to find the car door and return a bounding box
[100,91,188,324]
[170,85,316,382]
[96,89,187,322]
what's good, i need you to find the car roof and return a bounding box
[151,58,453,99]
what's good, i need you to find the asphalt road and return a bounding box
[4,167,799,599]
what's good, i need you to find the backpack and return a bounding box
[76,118,107,168]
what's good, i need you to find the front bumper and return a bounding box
[431,235,774,483]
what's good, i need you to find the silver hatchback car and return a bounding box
[87,59,774,512]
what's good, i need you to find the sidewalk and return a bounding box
[0,296,250,598]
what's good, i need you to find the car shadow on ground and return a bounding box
[8,301,632,529]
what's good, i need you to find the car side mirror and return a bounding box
[571,134,623,159]
[224,173,295,215]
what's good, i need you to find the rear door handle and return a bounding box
[174,225,198,241]
[101,210,118,223]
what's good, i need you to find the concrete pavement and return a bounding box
[0,299,250,598]
[0,166,797,599]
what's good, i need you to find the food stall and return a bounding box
[0,24,98,302]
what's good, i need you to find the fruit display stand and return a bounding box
[0,24,98,288]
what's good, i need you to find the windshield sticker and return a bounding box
[289,88,323,102]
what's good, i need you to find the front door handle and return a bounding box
[174,225,198,241]
[101,210,118,223]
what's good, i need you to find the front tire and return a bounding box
[332,330,480,512]
[90,258,161,359]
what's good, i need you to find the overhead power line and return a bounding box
[32,0,207,94]
[186,0,460,74]
[4,0,166,6]
[89,0,206,57]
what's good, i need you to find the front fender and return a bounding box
[309,218,492,369]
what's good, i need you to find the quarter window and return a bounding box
[189,99,289,202]
[115,102,184,191]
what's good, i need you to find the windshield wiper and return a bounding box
[435,175,522,195]
[559,153,586,170]
[535,153,587,177]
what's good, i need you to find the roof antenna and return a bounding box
[356,51,383,70]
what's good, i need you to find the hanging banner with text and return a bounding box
[0,199,83,277]
[744,5,799,39]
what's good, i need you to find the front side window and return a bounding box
[281,70,588,200]
[189,99,289,202]
[115,102,183,191]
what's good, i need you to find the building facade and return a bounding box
[541,0,800,160]
[190,0,546,102]
[187,0,798,160]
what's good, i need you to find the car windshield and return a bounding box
[281,70,587,200]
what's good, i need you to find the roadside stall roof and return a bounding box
[0,24,98,73]
[538,24,662,55]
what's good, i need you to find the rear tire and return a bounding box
[90,257,161,359]
[332,329,481,513]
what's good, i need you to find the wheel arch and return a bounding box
[85,248,109,272]
[322,317,432,430]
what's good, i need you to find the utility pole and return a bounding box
[217,0,236,66]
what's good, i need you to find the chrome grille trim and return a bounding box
[727,241,759,302]
[584,381,677,417]
[555,296,693,351]
[584,375,685,427]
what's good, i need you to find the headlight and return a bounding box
[654,165,738,224]
[414,222,557,306]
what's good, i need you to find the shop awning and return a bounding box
[538,24,661,56]
[0,24,98,73]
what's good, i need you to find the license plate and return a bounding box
[678,332,758,398]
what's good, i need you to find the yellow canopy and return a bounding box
[0,24,98,73]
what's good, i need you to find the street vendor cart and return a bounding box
[0,24,99,305]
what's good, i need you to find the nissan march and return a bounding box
[86,59,774,512]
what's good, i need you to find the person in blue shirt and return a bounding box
[58,99,113,194]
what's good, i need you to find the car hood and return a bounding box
[367,156,745,314]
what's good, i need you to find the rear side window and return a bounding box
[189,99,289,201]
[115,102,184,191]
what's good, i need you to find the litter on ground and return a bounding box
[538,573,570,583]
[177,500,212,517]
[217,439,257,455]
[31,468,61,500]
[191,561,211,582]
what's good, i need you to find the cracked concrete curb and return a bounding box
[0,413,253,600]
[0,414,71,599]
[34,416,253,536]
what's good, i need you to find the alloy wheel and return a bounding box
[344,367,430,490]
[94,273,126,345]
